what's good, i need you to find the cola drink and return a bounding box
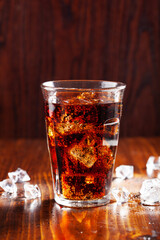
[42,80,126,207]
[45,92,121,201]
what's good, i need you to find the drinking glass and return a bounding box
[41,80,126,207]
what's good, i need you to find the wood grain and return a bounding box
[0,138,160,239]
[0,0,160,138]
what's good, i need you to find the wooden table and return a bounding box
[0,138,160,240]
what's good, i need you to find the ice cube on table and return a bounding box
[146,156,160,170]
[0,179,17,194]
[146,166,159,178]
[8,168,30,183]
[111,187,130,204]
[115,165,134,179]
[1,191,17,199]
[140,178,160,205]
[24,184,41,199]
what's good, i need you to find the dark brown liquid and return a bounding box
[45,98,121,200]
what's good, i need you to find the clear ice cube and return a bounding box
[115,165,134,179]
[8,168,30,183]
[146,156,160,170]
[111,187,130,204]
[56,120,83,135]
[70,145,97,168]
[1,191,17,199]
[140,178,160,205]
[24,184,41,199]
[104,118,119,136]
[69,135,97,168]
[55,112,94,135]
[146,167,160,178]
[0,179,17,194]
[77,92,99,104]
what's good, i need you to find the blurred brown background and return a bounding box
[0,0,160,138]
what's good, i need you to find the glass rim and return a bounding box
[41,80,126,92]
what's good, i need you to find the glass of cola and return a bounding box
[41,80,126,207]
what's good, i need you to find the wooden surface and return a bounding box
[0,1,160,138]
[0,138,160,239]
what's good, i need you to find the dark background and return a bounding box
[0,0,160,138]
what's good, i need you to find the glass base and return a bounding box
[54,193,110,208]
